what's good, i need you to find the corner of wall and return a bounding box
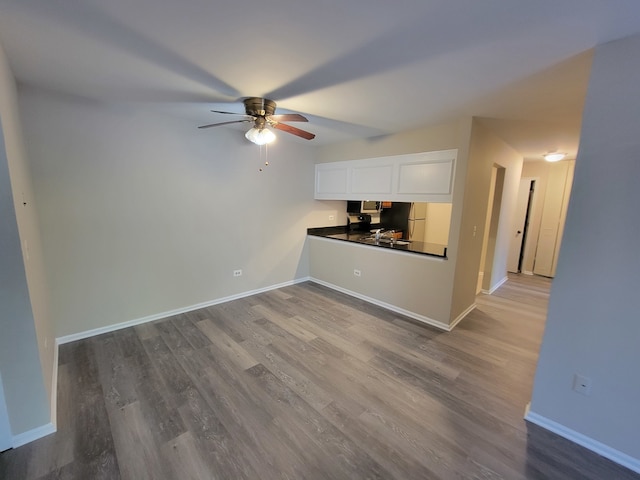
[0,37,56,441]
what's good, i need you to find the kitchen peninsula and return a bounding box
[309,148,464,331]
[307,226,454,332]
[307,226,447,258]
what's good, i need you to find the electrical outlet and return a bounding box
[354,269,361,277]
[233,269,242,277]
[573,374,592,396]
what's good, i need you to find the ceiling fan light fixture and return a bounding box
[544,152,566,162]
[245,127,276,145]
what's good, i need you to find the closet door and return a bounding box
[534,161,574,277]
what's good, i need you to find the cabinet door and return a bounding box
[397,159,453,195]
[315,164,349,199]
[350,164,394,195]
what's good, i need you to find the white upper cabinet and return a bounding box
[315,164,349,195]
[315,149,456,202]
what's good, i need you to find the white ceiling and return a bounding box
[1,0,640,159]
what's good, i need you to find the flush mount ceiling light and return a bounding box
[544,152,566,162]
[245,127,276,145]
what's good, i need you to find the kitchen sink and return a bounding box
[359,236,411,246]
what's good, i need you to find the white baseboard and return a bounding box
[57,277,311,345]
[450,303,476,330]
[482,275,508,295]
[12,422,56,448]
[309,277,453,331]
[524,404,640,475]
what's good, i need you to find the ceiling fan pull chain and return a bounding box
[258,144,270,171]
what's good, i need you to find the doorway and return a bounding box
[477,165,505,293]
[507,177,537,273]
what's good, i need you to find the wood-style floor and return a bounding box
[2,274,639,479]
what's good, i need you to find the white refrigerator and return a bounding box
[408,202,427,242]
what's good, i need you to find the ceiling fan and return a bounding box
[198,97,315,144]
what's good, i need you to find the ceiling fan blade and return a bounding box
[211,110,253,117]
[198,119,251,129]
[271,122,316,140]
[269,113,308,122]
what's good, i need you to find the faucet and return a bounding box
[374,229,395,242]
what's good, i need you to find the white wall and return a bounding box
[19,86,327,338]
[529,33,640,466]
[316,121,466,164]
[0,43,52,437]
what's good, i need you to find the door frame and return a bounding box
[478,165,506,293]
[517,179,536,272]
[507,177,538,273]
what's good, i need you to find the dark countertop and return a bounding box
[307,226,447,258]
